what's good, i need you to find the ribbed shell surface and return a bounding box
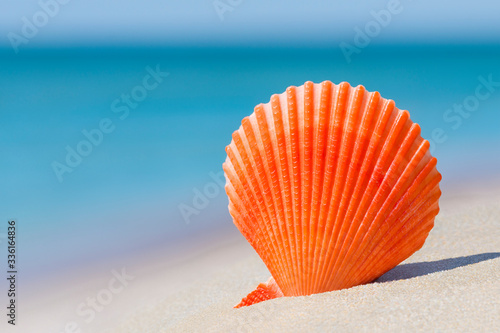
[223,81,441,297]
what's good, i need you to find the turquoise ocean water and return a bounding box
[1,45,500,283]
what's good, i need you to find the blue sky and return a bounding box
[1,0,500,48]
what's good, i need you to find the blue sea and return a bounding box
[1,45,500,284]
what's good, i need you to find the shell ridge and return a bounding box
[317,88,378,290]
[314,83,364,291]
[241,106,289,291]
[225,182,255,244]
[331,109,413,284]
[270,93,298,294]
[228,129,287,284]
[300,82,315,294]
[317,90,381,290]
[241,115,292,286]
[306,81,327,292]
[224,148,261,238]
[255,103,295,293]
[322,97,396,288]
[309,81,347,292]
[354,201,439,285]
[356,133,429,260]
[347,159,441,285]
[307,81,335,293]
[224,146,276,272]
[283,87,303,295]
[335,125,429,284]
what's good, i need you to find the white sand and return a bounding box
[106,186,500,333]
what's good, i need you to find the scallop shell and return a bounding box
[223,81,441,307]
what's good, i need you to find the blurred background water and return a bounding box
[1,0,500,295]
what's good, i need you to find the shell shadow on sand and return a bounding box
[376,252,500,283]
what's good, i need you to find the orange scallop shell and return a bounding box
[223,81,441,307]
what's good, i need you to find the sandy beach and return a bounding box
[99,181,500,333]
